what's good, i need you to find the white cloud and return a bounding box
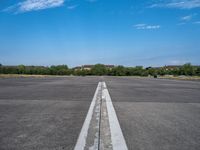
[134,24,146,27]
[178,14,197,25]
[150,0,200,9]
[134,24,160,30]
[193,21,200,24]
[67,5,78,10]
[181,15,193,21]
[86,0,98,2]
[4,0,65,13]
[4,0,85,13]
[19,0,64,12]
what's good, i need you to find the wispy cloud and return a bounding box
[21,0,64,12]
[2,5,18,13]
[193,21,200,24]
[86,0,98,2]
[181,15,193,21]
[150,0,200,9]
[4,0,65,13]
[3,0,89,13]
[178,14,197,25]
[67,5,78,10]
[177,22,186,25]
[134,24,160,30]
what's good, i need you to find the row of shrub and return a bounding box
[0,63,200,76]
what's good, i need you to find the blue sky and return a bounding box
[0,0,200,67]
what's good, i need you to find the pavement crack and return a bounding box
[98,83,103,150]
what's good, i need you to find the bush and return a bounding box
[0,63,199,76]
[91,64,107,76]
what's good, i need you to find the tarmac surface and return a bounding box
[0,77,100,150]
[104,77,200,150]
[0,76,200,150]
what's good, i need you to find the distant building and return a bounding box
[82,65,94,70]
[73,64,115,71]
[146,65,182,70]
[73,66,82,71]
[163,65,181,71]
[104,65,115,70]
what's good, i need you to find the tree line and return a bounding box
[0,63,200,76]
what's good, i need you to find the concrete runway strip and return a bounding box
[74,82,127,150]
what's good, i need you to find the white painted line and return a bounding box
[102,82,128,150]
[74,82,102,150]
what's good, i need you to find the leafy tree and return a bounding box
[196,66,200,76]
[112,66,126,76]
[132,66,143,76]
[50,65,69,75]
[180,63,195,76]
[147,68,157,76]
[0,63,2,74]
[141,70,149,76]
[91,64,107,76]
[0,63,199,76]
[157,68,166,76]
[17,65,26,74]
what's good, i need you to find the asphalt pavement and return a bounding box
[104,77,200,150]
[0,77,100,150]
[0,76,200,150]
